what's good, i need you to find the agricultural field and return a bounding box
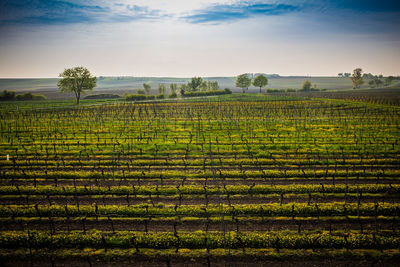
[0,76,355,100]
[0,94,399,266]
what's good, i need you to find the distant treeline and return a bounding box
[0,90,46,101]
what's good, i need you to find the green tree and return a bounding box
[199,81,208,91]
[208,81,219,91]
[0,90,16,101]
[368,80,375,88]
[170,83,178,95]
[236,74,252,93]
[351,68,364,89]
[301,80,312,91]
[58,66,97,104]
[158,84,166,95]
[143,83,151,95]
[252,75,268,93]
[188,77,203,91]
[384,76,394,86]
[374,78,383,87]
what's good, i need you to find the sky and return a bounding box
[0,0,399,78]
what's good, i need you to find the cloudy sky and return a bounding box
[0,0,399,78]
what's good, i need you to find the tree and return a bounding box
[351,68,364,89]
[170,83,178,95]
[0,90,16,101]
[143,83,151,95]
[368,78,384,88]
[252,75,268,93]
[158,84,166,95]
[385,76,395,86]
[58,67,97,104]
[199,81,208,91]
[374,78,383,87]
[188,77,203,91]
[368,80,376,88]
[236,74,252,93]
[208,81,219,91]
[301,80,312,91]
[362,73,375,79]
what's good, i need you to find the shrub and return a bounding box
[84,94,121,99]
[168,92,177,98]
[125,94,156,101]
[137,89,145,95]
[266,89,285,93]
[0,90,16,101]
[15,93,35,100]
[182,89,232,98]
[224,88,232,94]
[1,90,47,101]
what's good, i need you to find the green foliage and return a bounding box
[301,80,312,91]
[1,93,399,262]
[224,88,232,94]
[169,83,178,95]
[143,83,151,95]
[0,231,398,250]
[236,74,252,93]
[0,90,46,101]
[266,89,285,93]
[58,66,97,104]
[137,89,145,95]
[168,92,177,98]
[368,78,383,88]
[253,75,268,93]
[84,94,121,99]
[181,90,231,98]
[0,90,15,101]
[384,76,395,86]
[125,94,156,101]
[158,84,166,95]
[188,77,203,91]
[1,184,397,196]
[351,68,364,89]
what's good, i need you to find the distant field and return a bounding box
[0,76,355,99]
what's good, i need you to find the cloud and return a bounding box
[183,2,299,24]
[0,0,165,25]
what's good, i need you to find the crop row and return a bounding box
[0,231,399,249]
[1,203,399,218]
[2,169,399,179]
[0,184,398,196]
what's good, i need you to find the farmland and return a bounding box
[0,76,355,100]
[0,94,399,266]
